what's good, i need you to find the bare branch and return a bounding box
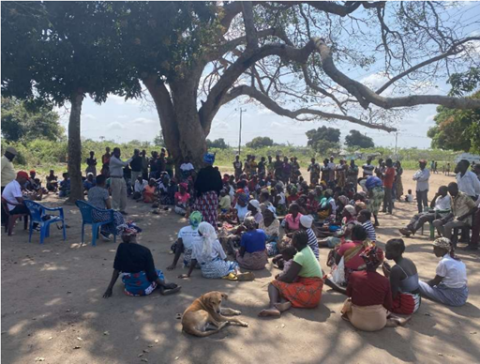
[241,1,258,50]
[223,85,396,132]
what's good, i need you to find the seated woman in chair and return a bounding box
[87,174,124,241]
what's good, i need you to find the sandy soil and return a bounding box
[2,170,479,364]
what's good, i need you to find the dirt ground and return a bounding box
[2,169,479,364]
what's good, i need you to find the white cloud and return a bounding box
[132,117,156,125]
[107,121,125,130]
[84,114,96,120]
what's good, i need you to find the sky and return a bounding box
[55,1,480,150]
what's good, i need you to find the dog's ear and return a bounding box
[221,293,228,300]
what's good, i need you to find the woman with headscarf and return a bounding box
[318,205,359,248]
[167,211,203,270]
[418,238,468,307]
[365,175,384,227]
[193,153,223,226]
[341,246,410,331]
[103,223,180,298]
[259,231,324,318]
[260,206,281,256]
[235,217,268,270]
[317,189,335,221]
[179,222,255,281]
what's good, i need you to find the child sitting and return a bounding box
[174,182,191,216]
[46,170,58,192]
[143,179,157,203]
[219,189,232,213]
[273,246,297,273]
[59,172,71,198]
[405,189,414,202]
[133,175,148,200]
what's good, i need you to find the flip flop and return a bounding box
[222,273,238,281]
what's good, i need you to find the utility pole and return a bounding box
[394,132,398,160]
[238,108,246,156]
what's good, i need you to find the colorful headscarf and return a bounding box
[360,245,384,270]
[117,222,142,237]
[203,153,215,165]
[433,237,458,260]
[189,211,203,229]
[365,176,383,190]
[238,193,249,204]
[179,182,188,190]
[198,222,217,257]
[338,195,349,206]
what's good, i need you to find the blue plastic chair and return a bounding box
[24,200,66,244]
[75,200,117,246]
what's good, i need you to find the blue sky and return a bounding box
[56,1,480,149]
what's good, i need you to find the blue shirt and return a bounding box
[240,229,267,253]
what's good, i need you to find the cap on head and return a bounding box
[17,171,29,179]
[5,146,17,156]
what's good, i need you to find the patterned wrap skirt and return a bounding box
[200,257,238,279]
[91,209,125,236]
[368,187,385,215]
[236,250,268,270]
[391,292,421,315]
[194,191,219,226]
[121,269,164,297]
[272,277,324,308]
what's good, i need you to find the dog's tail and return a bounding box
[183,327,222,338]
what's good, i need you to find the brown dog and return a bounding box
[181,291,248,337]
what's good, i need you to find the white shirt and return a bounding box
[436,254,467,288]
[134,179,148,193]
[406,194,414,202]
[180,163,194,171]
[1,156,16,187]
[109,155,132,177]
[235,204,249,222]
[434,195,451,211]
[178,226,202,251]
[191,239,226,265]
[2,180,22,211]
[456,171,480,198]
[413,168,430,192]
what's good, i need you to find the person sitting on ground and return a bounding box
[260,206,281,256]
[319,205,358,248]
[178,222,255,281]
[418,238,468,307]
[87,174,125,241]
[317,188,334,221]
[272,246,297,272]
[282,203,303,236]
[259,230,324,318]
[174,182,191,216]
[168,211,203,270]
[357,209,376,242]
[218,189,232,213]
[25,170,40,192]
[143,178,158,204]
[286,184,300,204]
[382,239,421,315]
[158,173,175,206]
[299,215,319,259]
[306,190,319,215]
[235,217,268,271]
[103,223,180,298]
[180,156,195,181]
[245,199,263,225]
[46,170,58,192]
[258,189,274,213]
[59,172,70,198]
[433,182,477,240]
[405,189,414,202]
[83,173,96,192]
[341,245,410,331]
[274,183,287,216]
[325,225,372,293]
[133,175,148,200]
[399,185,451,237]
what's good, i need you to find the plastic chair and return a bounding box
[24,200,66,244]
[75,200,117,246]
[2,197,29,236]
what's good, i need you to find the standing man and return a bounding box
[233,155,243,180]
[308,157,320,185]
[274,155,283,181]
[86,151,97,176]
[109,148,132,214]
[141,150,149,181]
[150,151,159,179]
[328,156,336,182]
[382,158,396,214]
[1,146,17,193]
[346,159,359,191]
[362,157,375,178]
[130,149,143,185]
[101,147,111,175]
[455,160,480,201]
[258,156,266,179]
[413,160,430,213]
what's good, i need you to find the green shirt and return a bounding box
[293,246,323,278]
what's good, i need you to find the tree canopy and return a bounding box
[246,136,275,149]
[427,91,480,153]
[206,138,228,149]
[1,97,64,143]
[345,130,375,149]
[306,126,341,154]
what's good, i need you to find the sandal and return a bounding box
[222,273,238,281]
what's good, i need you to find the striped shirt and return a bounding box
[362,221,376,242]
[306,228,319,259]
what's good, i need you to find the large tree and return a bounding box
[1,2,138,202]
[111,1,479,166]
[345,130,375,149]
[246,136,275,149]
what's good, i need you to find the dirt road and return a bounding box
[2,170,479,364]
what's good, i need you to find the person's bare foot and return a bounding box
[258,308,281,317]
[274,301,292,313]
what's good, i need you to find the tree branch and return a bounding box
[314,38,480,110]
[223,85,396,132]
[241,1,258,50]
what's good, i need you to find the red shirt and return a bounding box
[384,167,396,189]
[346,270,392,311]
[337,240,366,270]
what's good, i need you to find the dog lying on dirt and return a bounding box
[181,291,248,337]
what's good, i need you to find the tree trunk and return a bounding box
[67,91,84,203]
[143,76,208,169]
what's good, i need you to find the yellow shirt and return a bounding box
[1,155,16,187]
